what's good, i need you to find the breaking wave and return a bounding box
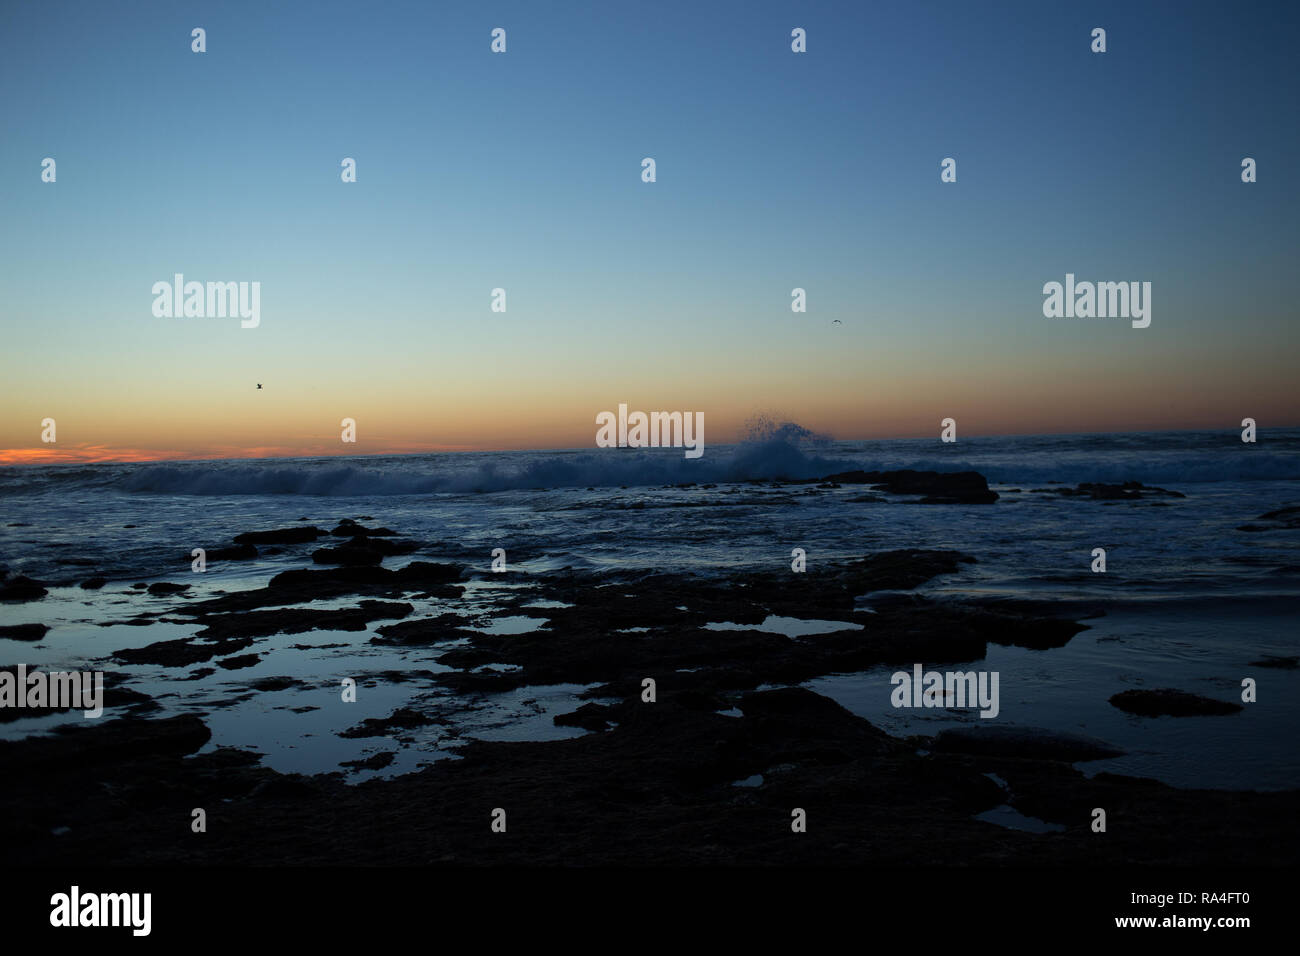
[1,425,1297,497]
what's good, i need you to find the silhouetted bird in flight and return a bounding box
[831,319,842,325]
[256,384,263,389]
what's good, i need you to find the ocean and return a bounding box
[2,428,1298,792]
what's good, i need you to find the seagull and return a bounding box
[831,319,842,325]
[256,384,263,389]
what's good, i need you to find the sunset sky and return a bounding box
[2,0,1296,464]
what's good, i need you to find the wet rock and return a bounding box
[311,544,385,566]
[341,752,396,771]
[113,636,256,667]
[1109,689,1243,717]
[932,726,1124,761]
[1034,481,1185,501]
[330,519,397,537]
[957,607,1088,650]
[432,670,537,693]
[0,623,49,641]
[1239,506,1300,532]
[821,470,998,504]
[249,676,309,692]
[369,538,419,556]
[313,537,417,565]
[0,714,210,768]
[193,600,413,640]
[147,582,191,596]
[22,518,1289,869]
[233,527,325,545]
[842,549,977,592]
[0,576,48,602]
[248,776,321,799]
[216,654,261,670]
[79,577,107,590]
[0,669,157,723]
[188,543,259,562]
[339,707,437,738]
[1,690,1296,866]
[554,702,616,731]
[437,606,989,696]
[371,614,479,646]
[181,562,464,616]
[1250,655,1299,669]
[882,472,999,504]
[363,669,440,685]
[739,686,896,755]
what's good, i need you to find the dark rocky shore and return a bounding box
[3,471,1297,866]
[4,685,1296,867]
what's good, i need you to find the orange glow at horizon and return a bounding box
[0,441,479,466]
[3,341,1297,466]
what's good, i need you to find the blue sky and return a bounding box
[1,0,1296,459]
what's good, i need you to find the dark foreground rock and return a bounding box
[421,549,1086,695]
[433,601,1085,697]
[340,751,395,771]
[371,614,481,646]
[182,543,259,562]
[215,654,261,670]
[1250,656,1299,669]
[932,726,1124,761]
[113,636,256,667]
[0,576,48,601]
[330,519,398,537]
[1032,481,1185,501]
[177,562,464,617]
[339,707,440,739]
[0,668,157,723]
[312,544,386,566]
[1109,689,1243,717]
[0,715,210,769]
[3,521,1279,867]
[1239,505,1300,532]
[147,582,190,596]
[193,600,413,641]
[1,691,1295,867]
[0,623,49,642]
[822,470,999,504]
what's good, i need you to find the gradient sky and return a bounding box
[1,0,1297,463]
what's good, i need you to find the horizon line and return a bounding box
[1,422,1291,468]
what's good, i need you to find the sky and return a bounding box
[1,0,1297,463]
